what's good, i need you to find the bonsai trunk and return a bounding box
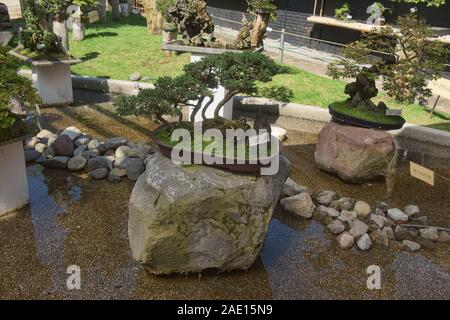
[250,12,270,48]
[201,97,214,121]
[213,91,238,119]
[190,97,206,123]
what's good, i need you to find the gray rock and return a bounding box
[326,207,340,218]
[102,155,115,170]
[114,156,129,169]
[374,208,385,216]
[338,210,357,223]
[404,205,420,218]
[381,226,394,240]
[73,145,87,156]
[394,225,411,241]
[314,191,338,205]
[370,214,388,228]
[126,158,145,181]
[128,152,291,274]
[108,171,122,183]
[376,201,389,213]
[52,135,74,157]
[338,197,355,211]
[36,129,56,141]
[24,150,41,163]
[419,227,438,241]
[110,167,127,177]
[61,126,82,141]
[87,139,100,151]
[97,142,107,154]
[387,208,408,223]
[81,150,100,159]
[337,232,354,249]
[354,201,371,218]
[437,231,450,244]
[105,137,127,150]
[356,233,372,250]
[115,145,132,158]
[67,156,87,171]
[135,143,152,156]
[349,220,369,237]
[402,240,421,252]
[40,156,69,169]
[89,168,109,180]
[74,134,91,147]
[281,178,309,197]
[412,216,428,225]
[280,192,316,219]
[35,143,48,153]
[24,137,40,150]
[327,220,345,234]
[129,72,141,81]
[87,157,107,171]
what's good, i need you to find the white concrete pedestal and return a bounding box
[189,52,233,122]
[0,140,29,216]
[32,63,74,106]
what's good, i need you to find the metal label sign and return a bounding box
[88,10,100,24]
[410,161,435,186]
[386,109,402,116]
[428,78,450,100]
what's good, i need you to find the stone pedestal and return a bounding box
[314,121,396,183]
[32,62,74,106]
[0,140,29,216]
[120,3,129,17]
[53,20,69,53]
[128,152,291,274]
[72,20,85,41]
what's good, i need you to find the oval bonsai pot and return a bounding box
[328,102,406,130]
[149,125,280,174]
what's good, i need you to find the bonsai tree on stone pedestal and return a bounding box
[234,0,277,50]
[327,13,447,128]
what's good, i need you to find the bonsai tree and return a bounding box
[334,2,351,20]
[327,13,448,108]
[0,46,41,143]
[234,0,277,49]
[168,0,216,47]
[115,52,289,127]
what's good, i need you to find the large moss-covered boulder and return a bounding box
[128,152,291,275]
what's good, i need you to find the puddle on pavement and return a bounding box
[0,128,449,299]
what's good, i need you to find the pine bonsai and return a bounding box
[115,52,289,128]
[327,13,448,109]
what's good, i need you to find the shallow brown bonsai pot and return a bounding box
[328,102,406,131]
[149,124,281,174]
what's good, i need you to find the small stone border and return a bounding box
[23,126,154,183]
[280,178,450,252]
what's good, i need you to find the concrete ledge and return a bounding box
[235,97,450,147]
[19,69,154,95]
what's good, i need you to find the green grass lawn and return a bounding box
[68,14,189,80]
[16,13,449,132]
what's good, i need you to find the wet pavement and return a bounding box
[0,96,449,299]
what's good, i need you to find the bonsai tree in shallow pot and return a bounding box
[327,13,448,130]
[115,51,290,172]
[0,45,41,216]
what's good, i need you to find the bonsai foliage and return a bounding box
[168,0,216,47]
[334,2,351,20]
[234,0,277,49]
[115,52,288,126]
[156,0,176,28]
[327,13,448,107]
[0,46,41,142]
[389,0,445,7]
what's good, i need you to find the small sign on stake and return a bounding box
[410,161,435,186]
[88,10,100,24]
[386,109,402,116]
